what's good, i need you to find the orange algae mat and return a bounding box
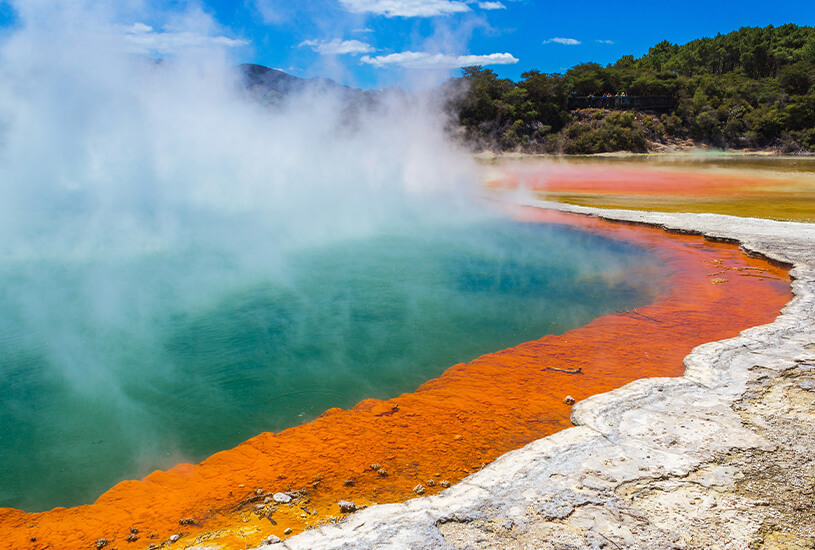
[488,160,815,221]
[488,160,809,196]
[0,209,791,550]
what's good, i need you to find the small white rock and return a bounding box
[273,492,292,504]
[267,534,281,544]
[170,534,180,543]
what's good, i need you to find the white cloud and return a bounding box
[360,51,518,68]
[339,0,470,17]
[478,1,506,9]
[300,38,375,55]
[542,37,581,45]
[252,0,296,25]
[596,39,614,44]
[122,22,248,55]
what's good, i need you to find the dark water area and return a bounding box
[0,220,666,512]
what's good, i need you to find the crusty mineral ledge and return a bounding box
[262,202,815,550]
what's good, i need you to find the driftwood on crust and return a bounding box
[545,366,582,374]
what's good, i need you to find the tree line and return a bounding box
[444,24,815,153]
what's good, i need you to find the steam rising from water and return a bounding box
[0,2,481,392]
[0,2,484,509]
[0,4,666,512]
[0,20,475,258]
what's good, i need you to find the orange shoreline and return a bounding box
[485,161,815,222]
[487,162,800,196]
[0,207,791,550]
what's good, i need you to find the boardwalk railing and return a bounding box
[567,95,674,111]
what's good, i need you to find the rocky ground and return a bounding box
[250,204,815,550]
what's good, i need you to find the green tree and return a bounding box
[444,24,815,153]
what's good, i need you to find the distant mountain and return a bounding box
[237,64,364,102]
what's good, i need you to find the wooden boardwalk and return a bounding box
[567,95,674,111]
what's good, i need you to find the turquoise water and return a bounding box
[0,220,666,512]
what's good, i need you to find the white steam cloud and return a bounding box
[122,22,249,55]
[0,0,481,499]
[0,3,477,260]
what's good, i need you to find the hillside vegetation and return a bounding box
[445,24,815,153]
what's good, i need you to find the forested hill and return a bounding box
[445,24,815,153]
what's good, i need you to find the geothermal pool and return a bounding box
[0,205,792,550]
[0,218,667,512]
[0,11,797,543]
[488,155,815,222]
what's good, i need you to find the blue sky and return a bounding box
[2,0,815,89]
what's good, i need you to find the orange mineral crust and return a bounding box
[0,209,791,550]
[485,160,815,222]
[490,163,773,196]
